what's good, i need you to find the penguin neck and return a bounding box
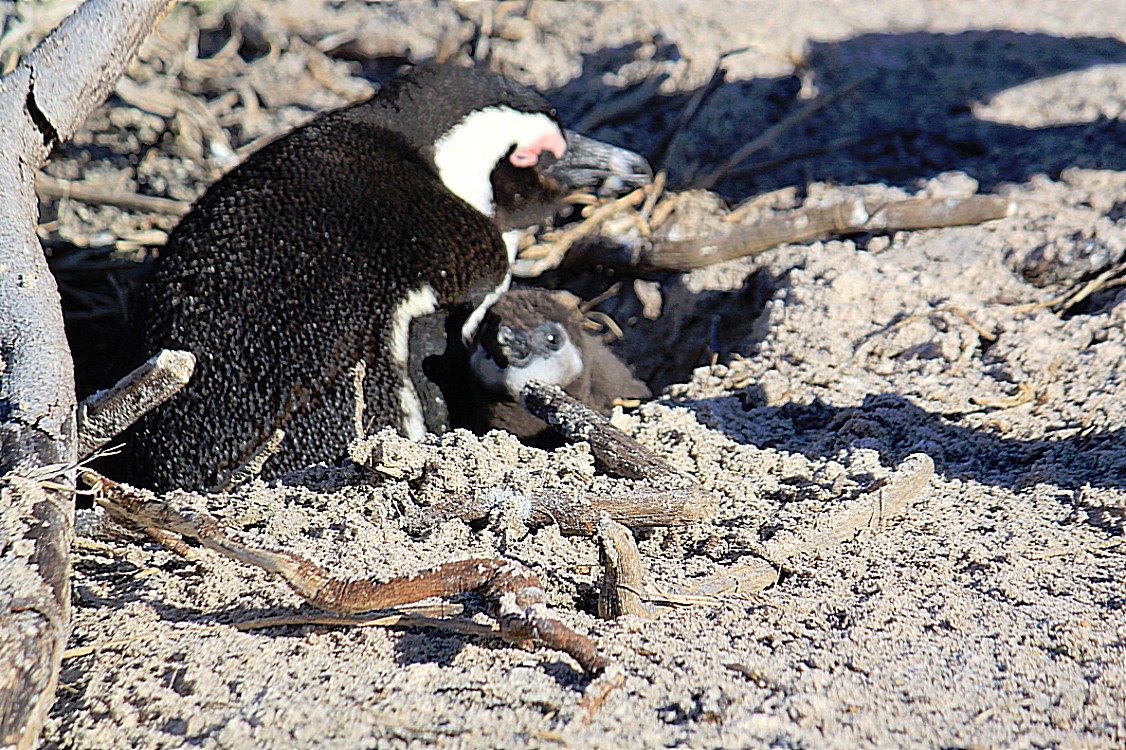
[432,106,563,218]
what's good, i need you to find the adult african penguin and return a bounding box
[466,288,651,446]
[119,63,649,491]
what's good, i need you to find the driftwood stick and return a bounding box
[526,483,710,533]
[595,516,774,619]
[597,517,658,619]
[36,172,188,216]
[351,428,714,533]
[572,194,1013,273]
[762,452,935,564]
[81,470,607,675]
[76,349,195,459]
[643,198,870,270]
[520,381,680,480]
[414,481,713,536]
[865,196,1015,232]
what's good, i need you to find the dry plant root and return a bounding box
[79,470,608,675]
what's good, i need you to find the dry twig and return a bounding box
[36,172,188,216]
[576,195,1013,274]
[210,428,286,493]
[81,470,608,674]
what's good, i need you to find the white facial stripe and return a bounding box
[501,230,520,264]
[433,106,565,217]
[471,339,584,400]
[390,285,438,440]
[461,271,511,345]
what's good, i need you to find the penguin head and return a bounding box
[469,290,586,401]
[371,64,567,223]
[369,64,652,233]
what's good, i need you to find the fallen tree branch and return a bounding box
[519,380,682,480]
[567,195,1014,273]
[423,480,713,536]
[80,470,608,675]
[351,426,715,535]
[0,2,176,747]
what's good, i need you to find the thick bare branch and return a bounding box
[0,2,177,747]
[352,419,715,534]
[519,380,682,480]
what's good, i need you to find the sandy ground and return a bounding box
[14,0,1126,747]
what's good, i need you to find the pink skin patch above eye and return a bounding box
[509,130,567,168]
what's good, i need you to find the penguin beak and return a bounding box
[546,132,653,196]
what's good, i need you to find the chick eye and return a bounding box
[496,326,514,347]
[544,327,564,351]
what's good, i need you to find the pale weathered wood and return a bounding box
[0,2,176,747]
[414,480,714,536]
[76,350,196,460]
[352,410,716,534]
[562,195,1012,274]
[597,517,657,619]
[593,454,935,620]
[761,452,935,564]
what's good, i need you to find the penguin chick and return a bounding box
[122,64,578,491]
[468,288,651,445]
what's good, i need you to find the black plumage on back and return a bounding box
[121,65,560,491]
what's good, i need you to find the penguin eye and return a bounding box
[543,324,566,351]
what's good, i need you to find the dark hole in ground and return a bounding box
[529,262,779,394]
